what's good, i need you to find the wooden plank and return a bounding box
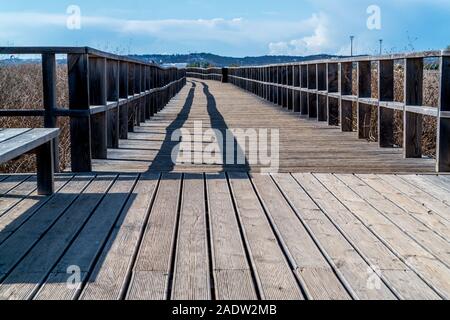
[34,174,138,300]
[0,175,116,300]
[422,175,450,193]
[0,175,93,281]
[251,173,350,300]
[205,173,257,300]
[396,175,450,220]
[0,129,59,164]
[0,176,36,218]
[315,173,450,299]
[290,173,399,300]
[80,173,160,300]
[171,173,210,300]
[361,175,450,240]
[228,172,304,300]
[0,129,32,144]
[0,175,31,197]
[0,175,73,245]
[337,174,450,274]
[126,173,182,300]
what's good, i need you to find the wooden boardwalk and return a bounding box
[92,80,435,174]
[1,79,449,301]
[0,172,449,300]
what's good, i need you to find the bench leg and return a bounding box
[36,140,55,195]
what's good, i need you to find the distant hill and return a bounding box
[129,53,342,67]
[1,52,344,68]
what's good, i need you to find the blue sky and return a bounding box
[0,0,449,56]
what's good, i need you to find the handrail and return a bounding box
[188,49,450,172]
[0,46,179,70]
[0,46,187,172]
[186,67,223,81]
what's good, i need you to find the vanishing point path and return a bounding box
[0,79,449,300]
[92,80,435,173]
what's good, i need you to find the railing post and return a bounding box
[301,65,308,115]
[139,64,146,123]
[437,56,450,172]
[134,64,142,125]
[378,59,395,147]
[327,62,339,126]
[89,57,108,159]
[404,58,423,158]
[145,66,151,119]
[107,59,120,149]
[68,53,92,172]
[357,61,372,139]
[119,61,129,139]
[222,68,228,83]
[287,66,293,110]
[307,64,317,118]
[317,63,327,121]
[294,65,300,113]
[128,63,135,132]
[340,62,353,132]
[41,53,59,172]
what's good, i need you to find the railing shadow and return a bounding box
[146,82,196,172]
[200,81,250,172]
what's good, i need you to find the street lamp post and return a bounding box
[350,36,355,56]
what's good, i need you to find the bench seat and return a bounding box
[0,128,60,195]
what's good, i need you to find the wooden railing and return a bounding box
[216,50,449,173]
[186,67,225,82]
[0,47,186,172]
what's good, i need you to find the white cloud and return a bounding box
[268,13,332,55]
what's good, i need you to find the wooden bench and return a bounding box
[0,128,60,195]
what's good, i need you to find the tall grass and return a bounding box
[0,63,71,173]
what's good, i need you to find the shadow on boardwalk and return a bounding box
[148,80,250,172]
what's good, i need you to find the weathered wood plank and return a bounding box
[228,172,304,300]
[336,174,450,268]
[315,173,450,299]
[378,175,450,223]
[80,173,160,300]
[206,173,257,300]
[0,175,93,281]
[290,173,398,300]
[0,175,116,300]
[0,129,59,164]
[0,176,36,218]
[126,173,182,300]
[171,173,210,300]
[0,129,32,144]
[33,174,138,300]
[0,175,73,245]
[0,175,31,198]
[358,175,450,241]
[251,173,350,300]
